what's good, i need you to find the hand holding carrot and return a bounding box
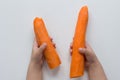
[30,39,46,68]
[26,5,107,80]
[26,38,56,80]
[70,42,107,80]
[70,42,98,69]
[26,39,46,80]
[79,43,98,69]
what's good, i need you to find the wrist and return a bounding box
[88,57,101,71]
[29,60,42,71]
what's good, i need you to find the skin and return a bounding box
[27,38,107,80]
[70,42,107,80]
[26,38,55,80]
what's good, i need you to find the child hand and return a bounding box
[31,38,56,68]
[70,42,98,70]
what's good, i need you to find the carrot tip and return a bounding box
[34,17,43,22]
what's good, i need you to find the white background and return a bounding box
[0,0,120,80]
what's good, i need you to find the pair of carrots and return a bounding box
[33,6,88,78]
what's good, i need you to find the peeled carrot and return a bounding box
[70,6,88,78]
[34,17,61,69]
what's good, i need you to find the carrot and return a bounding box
[34,17,61,69]
[70,6,88,78]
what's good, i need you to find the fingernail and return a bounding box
[43,43,47,46]
[79,48,83,51]
[70,49,72,56]
[50,38,53,41]
[53,44,56,48]
[70,46,73,49]
[79,48,86,53]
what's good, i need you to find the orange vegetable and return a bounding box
[34,17,61,69]
[70,6,88,78]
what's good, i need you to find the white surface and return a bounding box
[0,0,120,80]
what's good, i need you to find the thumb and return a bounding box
[38,43,47,54]
[32,43,47,63]
[79,48,91,58]
[37,43,47,61]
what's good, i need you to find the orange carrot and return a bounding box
[70,6,88,78]
[34,17,61,69]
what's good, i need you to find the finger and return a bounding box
[69,49,72,56]
[39,53,44,61]
[70,42,73,49]
[53,43,56,48]
[51,41,56,48]
[42,56,45,61]
[85,42,93,51]
[40,55,44,65]
[85,62,90,68]
[50,38,56,48]
[33,38,38,49]
[85,42,91,49]
[50,37,53,42]
[70,42,73,56]
[79,48,91,56]
[38,43,47,54]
